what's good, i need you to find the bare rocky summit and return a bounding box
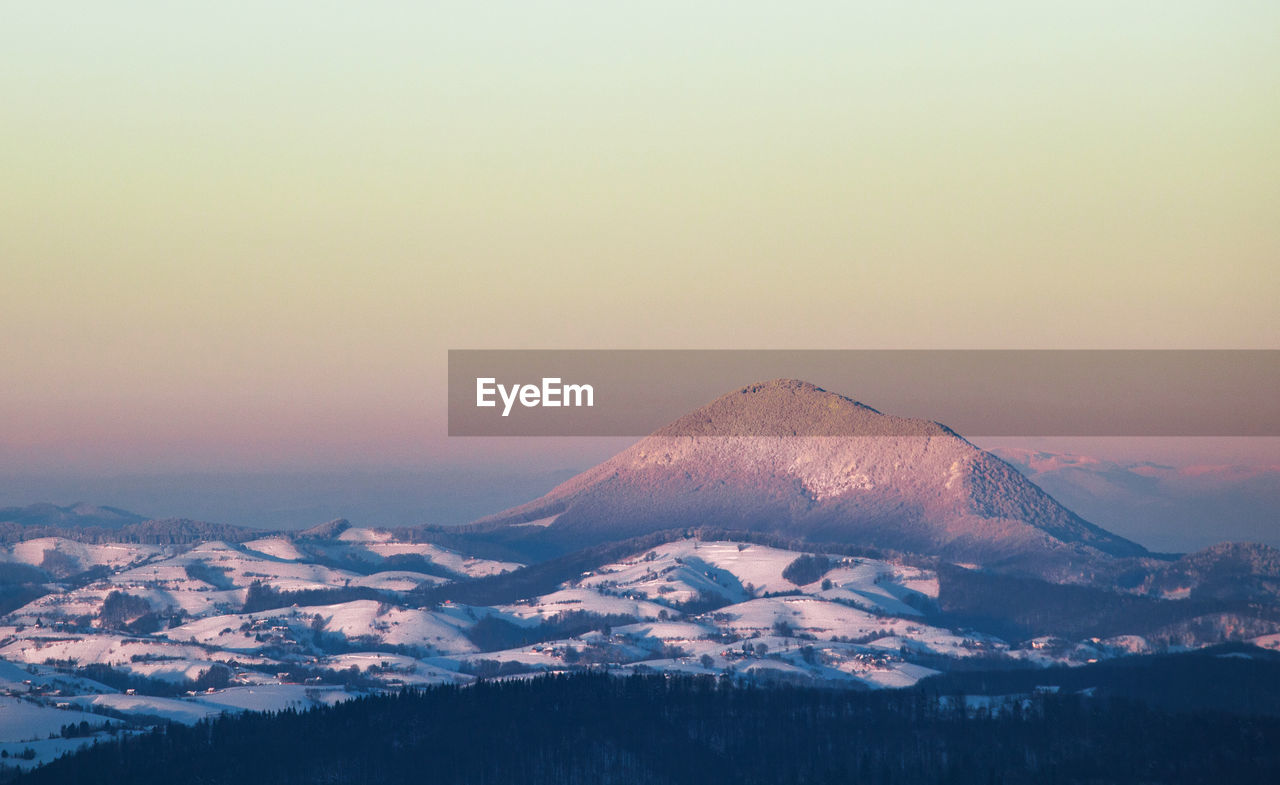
[474,380,1147,576]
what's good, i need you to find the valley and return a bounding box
[2,520,1277,769]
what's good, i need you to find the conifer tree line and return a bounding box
[9,672,1280,785]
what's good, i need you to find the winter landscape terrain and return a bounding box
[0,381,1277,777]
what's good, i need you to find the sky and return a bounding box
[2,2,1278,482]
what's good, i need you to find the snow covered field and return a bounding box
[0,696,113,742]
[0,530,1201,758]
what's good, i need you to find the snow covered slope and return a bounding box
[472,380,1146,576]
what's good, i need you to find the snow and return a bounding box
[1102,635,1152,655]
[635,541,807,595]
[0,631,276,680]
[349,571,445,592]
[0,660,39,692]
[137,541,363,592]
[499,589,671,622]
[0,696,114,742]
[355,538,522,577]
[167,600,478,655]
[2,539,161,572]
[0,736,112,770]
[810,562,929,616]
[0,528,1206,760]
[713,596,876,636]
[312,600,477,653]
[242,537,307,561]
[510,515,559,528]
[69,693,222,724]
[446,637,650,672]
[0,659,115,694]
[612,621,716,641]
[1251,633,1280,650]
[577,540,935,613]
[193,685,355,713]
[126,659,233,684]
[319,653,473,686]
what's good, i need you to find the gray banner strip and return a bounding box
[448,350,1279,437]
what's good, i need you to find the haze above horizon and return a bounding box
[2,2,1277,475]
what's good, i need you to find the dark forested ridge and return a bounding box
[921,642,1280,716]
[11,672,1280,785]
[933,563,1280,642]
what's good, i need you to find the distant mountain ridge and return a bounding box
[994,447,1280,552]
[471,379,1147,577]
[0,503,261,545]
[0,502,145,530]
[1141,542,1280,602]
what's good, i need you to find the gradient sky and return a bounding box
[2,2,1278,474]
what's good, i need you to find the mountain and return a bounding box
[298,518,352,539]
[1139,542,1280,602]
[994,448,1280,552]
[106,518,263,545]
[0,395,1275,779]
[0,511,261,547]
[471,380,1147,576]
[0,502,145,530]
